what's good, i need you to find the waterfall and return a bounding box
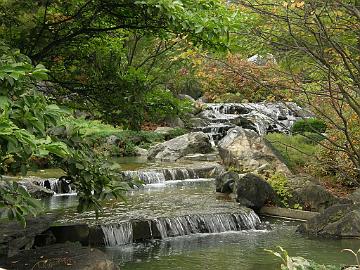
[100,211,261,247]
[123,170,166,184]
[101,222,133,246]
[154,212,260,238]
[194,102,311,141]
[35,178,75,194]
[123,168,200,184]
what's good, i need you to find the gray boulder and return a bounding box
[21,182,54,199]
[236,173,278,210]
[177,94,196,103]
[218,127,291,175]
[164,116,185,128]
[215,171,240,193]
[0,214,58,258]
[297,203,360,239]
[134,146,148,157]
[288,175,340,212]
[148,132,213,161]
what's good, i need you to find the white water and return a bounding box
[122,168,200,184]
[102,222,134,246]
[101,211,260,247]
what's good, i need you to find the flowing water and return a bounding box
[4,102,358,269]
[45,179,359,270]
[103,218,358,270]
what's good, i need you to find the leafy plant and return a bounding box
[341,248,360,269]
[0,44,135,225]
[0,180,42,227]
[145,88,193,124]
[267,172,292,208]
[292,119,327,135]
[266,246,339,270]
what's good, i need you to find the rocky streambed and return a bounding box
[1,101,359,270]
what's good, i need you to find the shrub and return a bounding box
[291,118,327,134]
[267,172,292,207]
[144,88,193,124]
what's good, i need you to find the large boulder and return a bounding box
[2,242,119,270]
[0,214,58,259]
[20,182,54,199]
[148,132,213,161]
[288,175,340,212]
[218,127,291,174]
[236,173,278,210]
[164,116,185,128]
[297,203,360,238]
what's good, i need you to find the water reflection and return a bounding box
[103,220,359,270]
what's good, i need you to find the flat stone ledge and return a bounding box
[260,206,319,221]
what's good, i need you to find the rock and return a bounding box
[0,214,58,258]
[177,94,196,103]
[154,126,175,135]
[215,171,240,193]
[134,146,148,157]
[229,116,257,132]
[148,132,213,161]
[247,53,276,66]
[297,203,360,238]
[348,188,360,203]
[236,173,278,210]
[164,116,185,128]
[197,96,209,103]
[1,242,119,270]
[21,182,54,199]
[288,175,340,212]
[187,117,209,129]
[260,206,319,221]
[181,153,220,162]
[218,127,291,174]
[106,135,119,145]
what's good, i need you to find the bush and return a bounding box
[144,88,193,124]
[267,172,292,207]
[292,118,327,134]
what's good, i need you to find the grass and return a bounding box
[265,133,321,172]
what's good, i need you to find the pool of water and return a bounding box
[49,180,245,225]
[103,218,359,270]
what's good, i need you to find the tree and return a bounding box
[0,0,238,129]
[234,0,360,184]
[0,43,130,225]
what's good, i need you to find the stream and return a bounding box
[6,102,359,269]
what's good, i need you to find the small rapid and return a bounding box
[100,211,261,247]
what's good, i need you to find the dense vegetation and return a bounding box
[1,0,359,225]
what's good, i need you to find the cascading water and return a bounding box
[102,222,133,246]
[34,178,75,194]
[100,211,261,247]
[154,211,260,238]
[194,102,312,142]
[122,167,202,184]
